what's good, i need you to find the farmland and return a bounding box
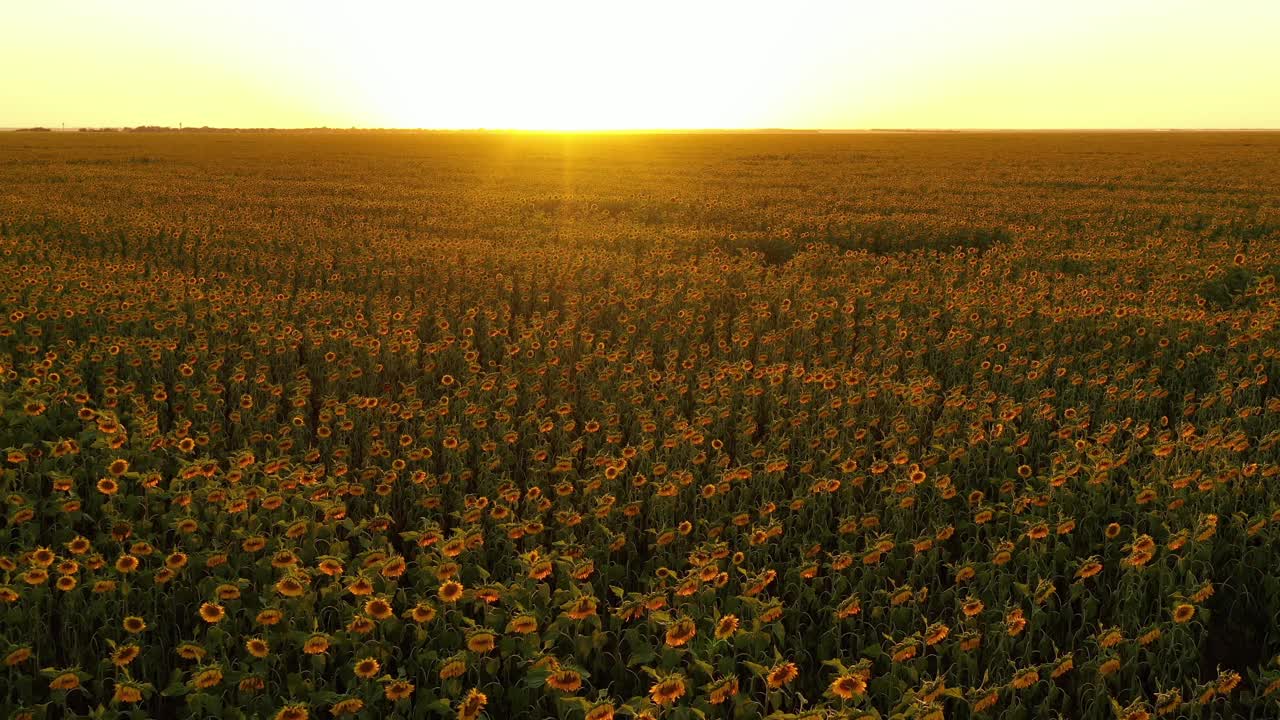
[2,131,1280,719]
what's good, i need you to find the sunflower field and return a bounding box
[2,131,1280,720]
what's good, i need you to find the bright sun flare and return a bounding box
[4,0,1280,129]
[336,2,847,130]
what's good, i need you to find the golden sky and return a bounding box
[6,0,1279,130]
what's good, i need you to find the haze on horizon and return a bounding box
[5,0,1279,131]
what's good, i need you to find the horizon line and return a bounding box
[5,126,1280,134]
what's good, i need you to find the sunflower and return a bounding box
[1051,656,1074,678]
[1191,582,1215,603]
[381,556,407,578]
[256,608,283,626]
[1138,627,1162,646]
[111,644,140,666]
[438,580,464,603]
[354,657,381,679]
[192,667,223,689]
[276,576,307,598]
[439,657,467,680]
[563,595,597,619]
[114,555,139,573]
[466,631,496,653]
[759,602,784,623]
[384,679,415,701]
[303,634,330,655]
[347,576,375,596]
[1156,689,1183,716]
[1005,609,1027,637]
[1011,668,1040,689]
[891,642,918,663]
[88,576,118,594]
[973,690,1000,712]
[1076,560,1104,579]
[398,602,433,624]
[274,705,308,720]
[830,671,868,699]
[122,616,146,633]
[1172,603,1196,623]
[665,618,697,647]
[457,688,487,720]
[1098,628,1124,648]
[330,698,365,716]
[584,702,616,720]
[4,647,32,666]
[236,676,263,695]
[30,547,55,566]
[835,596,862,619]
[436,561,462,580]
[650,674,686,705]
[546,669,583,693]
[709,677,740,704]
[176,643,207,661]
[199,602,225,623]
[715,614,740,639]
[113,682,144,703]
[245,637,269,658]
[96,478,119,495]
[364,597,393,620]
[767,661,799,688]
[506,614,538,634]
[49,672,80,690]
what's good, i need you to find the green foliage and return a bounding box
[1198,265,1280,309]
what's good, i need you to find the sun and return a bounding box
[317,2,798,130]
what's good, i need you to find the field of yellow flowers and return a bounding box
[1,130,1279,720]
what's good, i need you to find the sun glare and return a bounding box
[3,0,1279,129]
[332,2,840,130]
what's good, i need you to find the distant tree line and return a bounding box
[71,126,352,133]
[60,126,466,133]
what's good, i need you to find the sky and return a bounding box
[4,0,1279,130]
